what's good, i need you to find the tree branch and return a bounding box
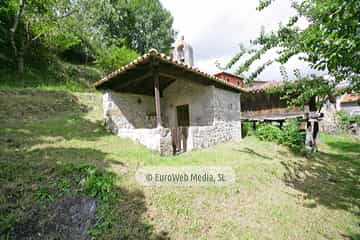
[37,9,77,23]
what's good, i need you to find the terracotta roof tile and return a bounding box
[94,49,246,92]
[246,81,284,93]
[340,93,360,103]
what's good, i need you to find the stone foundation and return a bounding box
[104,123,242,156]
[188,121,241,150]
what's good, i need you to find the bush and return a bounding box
[255,123,283,143]
[354,115,360,126]
[337,110,352,129]
[282,119,304,152]
[337,110,360,129]
[242,122,255,137]
[255,119,304,152]
[96,46,139,74]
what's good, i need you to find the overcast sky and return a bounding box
[160,0,323,81]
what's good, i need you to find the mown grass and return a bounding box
[0,89,359,239]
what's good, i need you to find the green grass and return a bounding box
[0,60,102,92]
[0,90,359,239]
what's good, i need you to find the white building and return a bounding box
[94,46,243,156]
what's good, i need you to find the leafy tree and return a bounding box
[95,45,138,73]
[268,75,334,112]
[220,0,360,92]
[4,0,77,73]
[1,0,175,74]
[98,0,176,54]
[127,0,176,54]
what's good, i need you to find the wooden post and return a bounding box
[153,67,162,127]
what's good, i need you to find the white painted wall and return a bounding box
[103,91,157,129]
[162,78,214,127]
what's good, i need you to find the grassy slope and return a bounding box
[0,89,359,239]
[0,60,102,92]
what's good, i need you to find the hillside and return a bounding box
[0,60,103,92]
[0,89,359,239]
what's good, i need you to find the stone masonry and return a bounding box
[102,78,242,155]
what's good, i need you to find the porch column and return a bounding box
[153,67,162,127]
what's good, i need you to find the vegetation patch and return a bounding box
[255,119,305,152]
[0,89,89,123]
[0,60,102,92]
[337,110,360,130]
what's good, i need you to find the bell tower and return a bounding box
[173,36,194,66]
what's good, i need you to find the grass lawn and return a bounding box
[0,90,359,239]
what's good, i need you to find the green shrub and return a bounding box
[337,110,352,129]
[255,119,304,152]
[354,115,360,126]
[96,46,139,74]
[282,119,304,152]
[81,167,117,201]
[337,110,360,130]
[242,122,255,137]
[255,123,283,143]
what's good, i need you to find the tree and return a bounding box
[127,0,176,54]
[98,0,176,54]
[95,45,138,73]
[221,0,360,92]
[6,0,76,73]
[268,75,334,112]
[0,0,175,74]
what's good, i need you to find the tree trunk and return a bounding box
[10,0,26,74]
[18,53,24,74]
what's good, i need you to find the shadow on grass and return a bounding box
[0,90,168,239]
[233,147,273,160]
[281,135,360,214]
[1,146,169,239]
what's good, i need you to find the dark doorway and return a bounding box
[176,104,190,127]
[172,104,190,155]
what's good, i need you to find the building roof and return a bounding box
[252,79,268,83]
[214,72,244,80]
[340,93,360,103]
[246,81,284,93]
[94,49,246,94]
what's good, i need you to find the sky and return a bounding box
[159,0,323,81]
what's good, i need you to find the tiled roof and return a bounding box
[214,72,245,80]
[246,81,284,93]
[94,49,246,92]
[340,93,360,103]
